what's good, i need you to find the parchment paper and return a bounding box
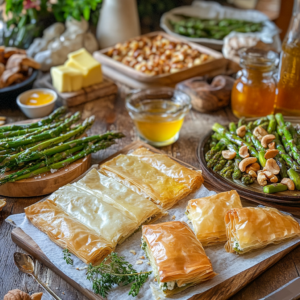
[6,185,300,300]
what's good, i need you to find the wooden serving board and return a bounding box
[38,74,118,107]
[10,141,300,300]
[0,119,92,197]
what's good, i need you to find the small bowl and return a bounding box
[17,88,57,119]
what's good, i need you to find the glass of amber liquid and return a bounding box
[126,88,191,146]
[231,48,277,118]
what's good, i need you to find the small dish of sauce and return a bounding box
[126,88,191,146]
[25,91,55,106]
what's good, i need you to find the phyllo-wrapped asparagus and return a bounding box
[142,221,216,297]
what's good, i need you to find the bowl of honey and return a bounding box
[17,88,57,118]
[126,88,191,146]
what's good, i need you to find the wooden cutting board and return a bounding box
[10,141,300,300]
[0,119,91,197]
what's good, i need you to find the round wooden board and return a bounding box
[197,117,300,206]
[0,118,92,197]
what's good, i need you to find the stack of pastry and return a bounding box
[0,47,40,88]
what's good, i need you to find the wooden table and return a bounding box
[1,83,300,299]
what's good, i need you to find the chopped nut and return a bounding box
[245,162,261,173]
[248,170,257,178]
[136,260,143,265]
[270,176,278,183]
[130,250,136,255]
[264,149,279,159]
[236,125,246,138]
[239,145,249,158]
[264,158,280,175]
[261,170,273,179]
[239,157,257,172]
[268,142,275,149]
[222,150,236,160]
[253,126,268,141]
[281,178,295,191]
[257,172,268,186]
[261,134,276,148]
[171,215,176,220]
[140,256,145,259]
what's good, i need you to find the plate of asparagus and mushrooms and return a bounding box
[197,114,300,204]
[0,107,124,197]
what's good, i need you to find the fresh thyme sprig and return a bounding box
[63,249,74,265]
[86,252,151,297]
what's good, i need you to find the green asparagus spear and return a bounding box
[0,112,81,150]
[10,140,116,182]
[241,174,255,185]
[229,122,237,133]
[233,158,242,180]
[207,151,222,168]
[267,115,276,134]
[213,157,227,172]
[287,168,300,190]
[253,117,268,126]
[238,117,246,128]
[205,141,226,161]
[263,183,288,194]
[275,155,288,178]
[0,106,67,132]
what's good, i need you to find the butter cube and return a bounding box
[51,66,83,93]
[66,48,103,87]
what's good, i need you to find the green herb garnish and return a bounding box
[63,249,74,265]
[86,252,151,297]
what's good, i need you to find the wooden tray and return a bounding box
[0,119,92,197]
[10,141,300,299]
[197,117,300,206]
[93,31,227,86]
[38,74,118,107]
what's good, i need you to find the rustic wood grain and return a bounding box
[1,83,300,300]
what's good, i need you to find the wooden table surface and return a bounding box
[1,83,300,299]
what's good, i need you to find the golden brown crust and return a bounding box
[25,199,113,265]
[142,221,216,289]
[225,207,300,254]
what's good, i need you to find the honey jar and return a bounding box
[231,48,277,118]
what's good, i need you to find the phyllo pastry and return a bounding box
[25,200,112,265]
[48,184,137,247]
[225,206,300,254]
[73,168,166,226]
[101,148,202,209]
[142,221,216,296]
[186,190,242,246]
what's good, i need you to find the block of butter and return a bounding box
[51,65,83,93]
[66,48,103,87]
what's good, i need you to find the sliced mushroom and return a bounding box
[248,170,257,178]
[264,149,279,159]
[245,162,261,173]
[261,134,275,148]
[281,178,295,191]
[239,145,249,158]
[239,157,257,172]
[268,142,275,149]
[222,150,236,160]
[257,172,268,186]
[236,125,246,138]
[270,176,278,183]
[264,158,280,175]
[253,126,268,141]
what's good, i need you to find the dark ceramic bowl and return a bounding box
[0,70,39,109]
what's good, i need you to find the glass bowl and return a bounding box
[126,87,191,146]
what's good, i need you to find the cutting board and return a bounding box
[10,141,300,300]
[0,119,91,197]
[38,74,118,107]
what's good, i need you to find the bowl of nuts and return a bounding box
[93,32,226,85]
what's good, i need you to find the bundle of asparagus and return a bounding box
[0,107,124,186]
[205,114,300,194]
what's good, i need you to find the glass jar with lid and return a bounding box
[231,48,277,118]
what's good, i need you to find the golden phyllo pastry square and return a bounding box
[73,169,166,226]
[225,206,300,254]
[142,221,216,297]
[101,147,203,209]
[25,200,113,265]
[186,190,242,246]
[48,184,137,247]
